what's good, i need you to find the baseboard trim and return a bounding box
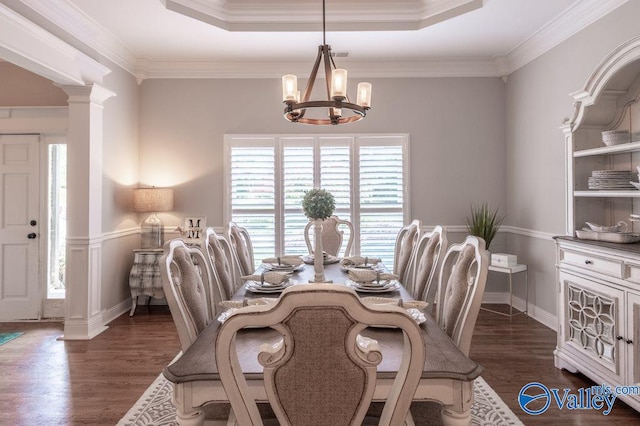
[103,298,132,325]
[482,292,557,331]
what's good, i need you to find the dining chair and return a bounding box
[303,214,354,257]
[160,238,223,352]
[404,225,448,314]
[201,227,237,300]
[227,221,255,276]
[393,219,422,282]
[216,284,425,426]
[435,235,489,356]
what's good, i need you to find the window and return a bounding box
[47,144,67,299]
[225,135,409,267]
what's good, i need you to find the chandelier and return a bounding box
[281,0,372,125]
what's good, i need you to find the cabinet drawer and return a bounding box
[559,248,623,278]
[624,263,640,284]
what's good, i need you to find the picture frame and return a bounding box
[182,215,207,244]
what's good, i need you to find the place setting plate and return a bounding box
[261,263,305,272]
[345,279,400,293]
[245,280,294,293]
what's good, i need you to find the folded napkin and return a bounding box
[262,255,304,267]
[242,271,292,286]
[348,269,399,284]
[341,256,382,267]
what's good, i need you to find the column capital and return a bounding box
[58,83,116,105]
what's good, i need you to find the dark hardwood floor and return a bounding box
[1,304,639,425]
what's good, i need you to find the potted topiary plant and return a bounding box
[302,189,335,282]
[465,202,504,251]
[302,188,335,221]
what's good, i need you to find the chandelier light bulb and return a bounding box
[357,82,372,108]
[282,75,298,101]
[331,69,348,99]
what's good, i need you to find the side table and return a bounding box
[129,248,165,316]
[481,263,528,321]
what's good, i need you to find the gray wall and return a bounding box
[99,61,141,310]
[504,1,640,318]
[138,77,507,230]
[0,61,67,106]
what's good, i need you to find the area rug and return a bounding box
[0,332,24,346]
[118,374,524,425]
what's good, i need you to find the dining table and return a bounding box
[163,259,483,425]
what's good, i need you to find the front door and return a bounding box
[0,134,40,320]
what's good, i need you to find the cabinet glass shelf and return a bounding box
[574,141,640,157]
[574,190,640,197]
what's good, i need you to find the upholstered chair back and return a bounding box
[227,222,255,276]
[216,284,425,426]
[393,219,421,282]
[202,227,237,300]
[435,235,489,356]
[160,239,217,352]
[304,215,354,257]
[405,226,447,312]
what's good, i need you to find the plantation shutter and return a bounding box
[283,144,313,254]
[229,144,276,264]
[226,135,408,268]
[319,142,352,255]
[359,143,405,266]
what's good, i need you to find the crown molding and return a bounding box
[504,0,628,74]
[5,0,631,81]
[135,57,502,80]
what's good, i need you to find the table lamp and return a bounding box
[133,187,174,249]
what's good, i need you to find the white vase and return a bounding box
[312,219,326,282]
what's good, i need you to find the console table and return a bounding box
[129,248,165,316]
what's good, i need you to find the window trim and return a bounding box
[223,133,410,257]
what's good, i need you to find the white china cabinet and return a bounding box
[555,38,640,412]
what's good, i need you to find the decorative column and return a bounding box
[60,83,115,340]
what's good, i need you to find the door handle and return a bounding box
[27,233,37,239]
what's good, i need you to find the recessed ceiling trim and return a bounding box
[163,0,484,31]
[4,0,631,82]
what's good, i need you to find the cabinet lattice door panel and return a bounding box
[560,271,622,377]
[566,282,616,364]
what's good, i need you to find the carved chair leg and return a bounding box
[441,407,471,426]
[175,408,205,426]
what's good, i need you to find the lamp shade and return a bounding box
[133,188,174,213]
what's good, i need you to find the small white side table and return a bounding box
[128,249,165,316]
[481,263,528,321]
